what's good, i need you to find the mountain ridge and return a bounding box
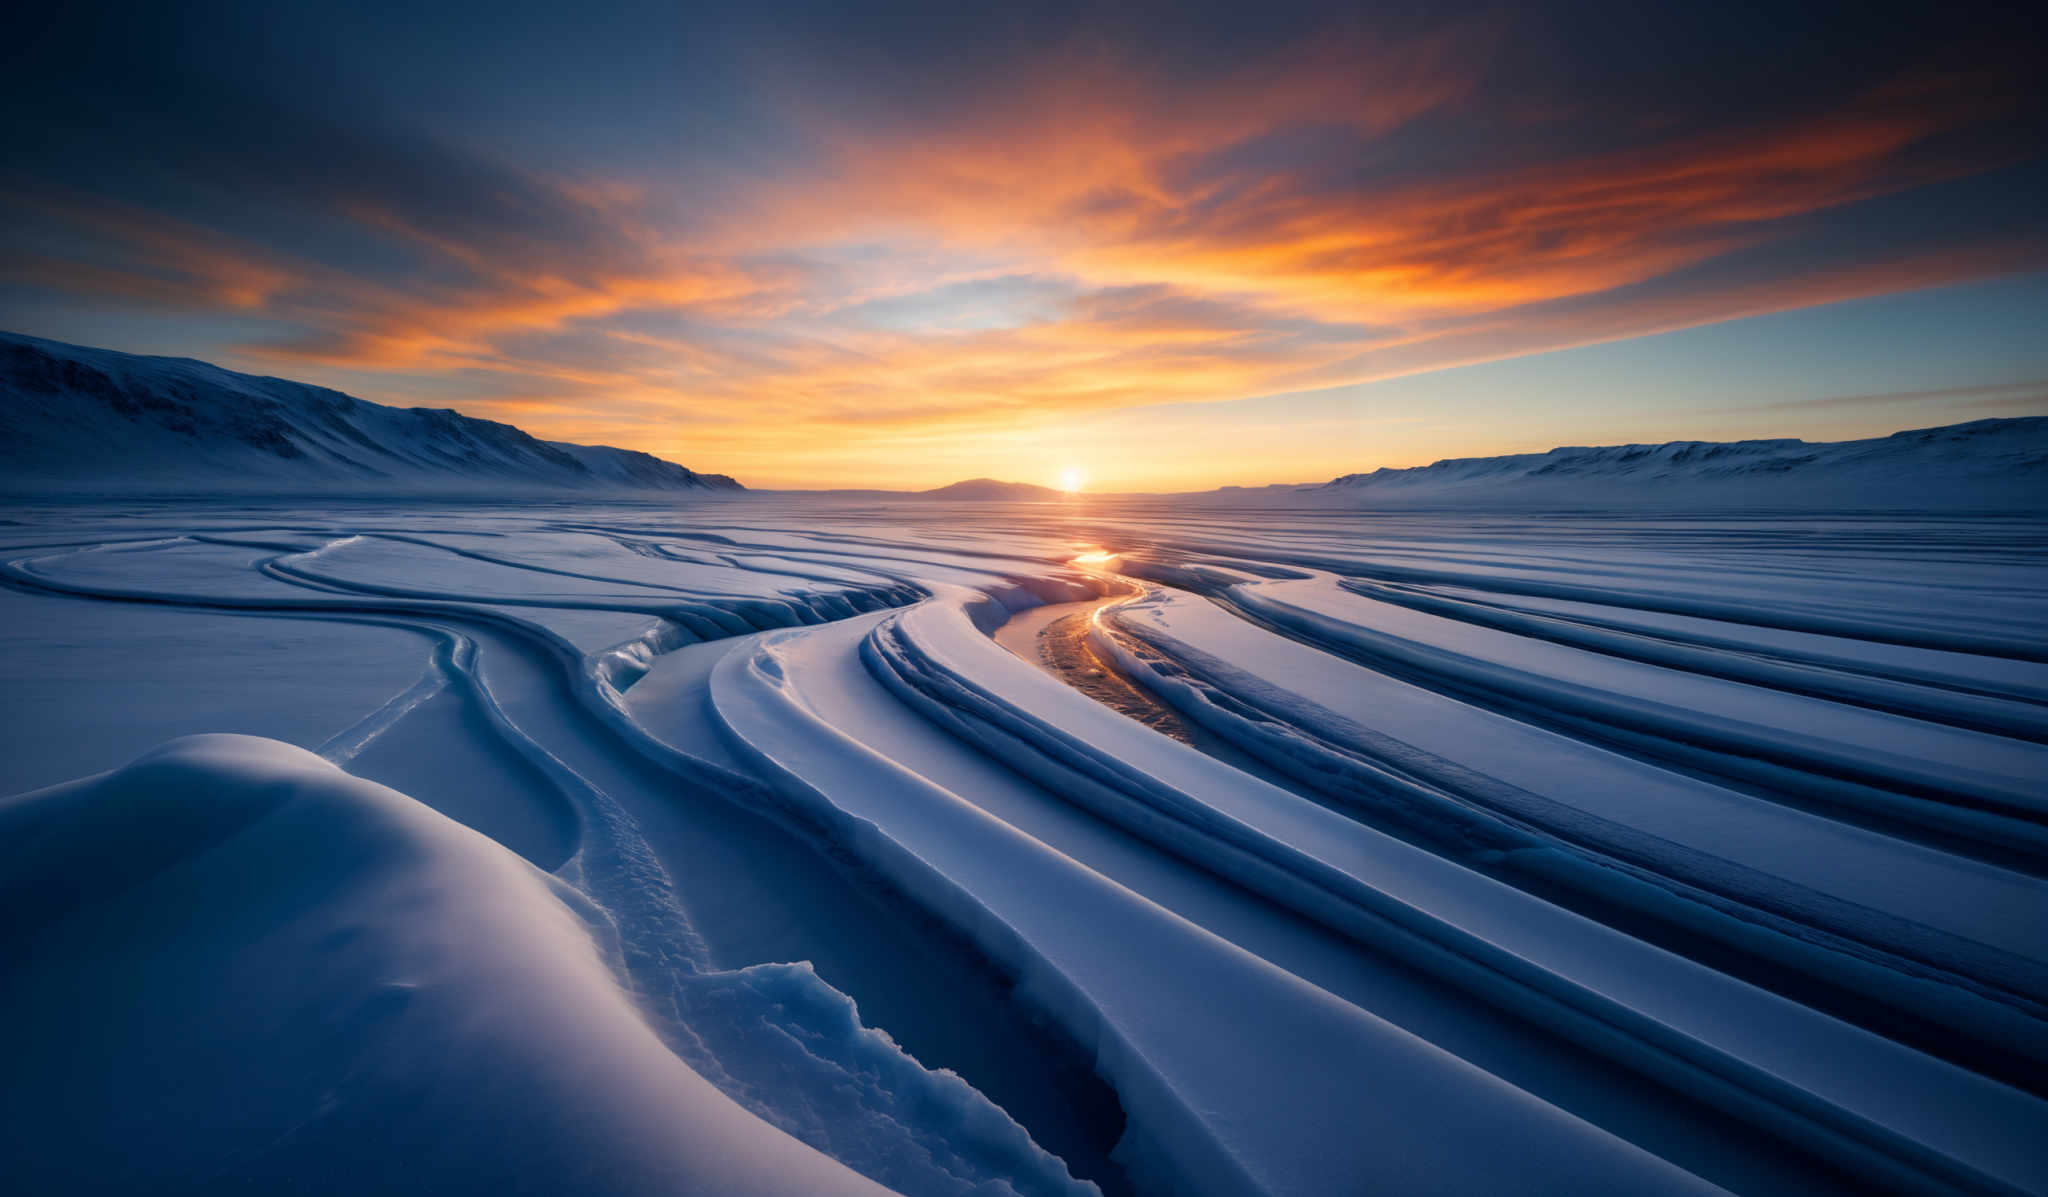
[5,329,2040,507]
[919,478,1065,500]
[0,331,742,495]
[1281,417,2048,509]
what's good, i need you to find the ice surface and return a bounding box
[5,496,2046,1196]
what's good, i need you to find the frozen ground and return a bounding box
[3,495,2045,1195]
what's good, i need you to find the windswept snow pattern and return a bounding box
[4,497,2045,1196]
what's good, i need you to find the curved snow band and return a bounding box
[1097,586,2048,1067]
[857,592,2048,1194]
[711,615,1723,1197]
[2,534,1100,1197]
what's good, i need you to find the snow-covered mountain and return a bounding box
[0,331,742,494]
[1303,417,2048,508]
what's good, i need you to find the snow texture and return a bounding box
[4,489,2046,1193]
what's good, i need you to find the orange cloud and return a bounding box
[2,35,2035,489]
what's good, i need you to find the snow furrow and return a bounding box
[709,612,1724,1197]
[866,589,2048,1194]
[1220,574,2048,851]
[1093,588,2048,1094]
[1338,576,2048,741]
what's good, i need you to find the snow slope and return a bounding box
[1304,418,2048,509]
[4,496,2045,1195]
[0,331,742,494]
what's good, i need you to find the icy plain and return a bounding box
[3,495,2045,1196]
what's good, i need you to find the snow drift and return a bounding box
[0,331,742,494]
[0,735,893,1195]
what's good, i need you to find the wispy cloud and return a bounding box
[1707,380,2048,416]
[1,11,2040,486]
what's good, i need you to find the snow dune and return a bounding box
[4,497,2045,1195]
[0,735,895,1195]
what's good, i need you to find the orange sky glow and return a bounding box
[4,15,2044,489]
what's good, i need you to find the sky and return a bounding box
[2,1,2044,491]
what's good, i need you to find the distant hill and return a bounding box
[919,478,1066,500]
[0,331,742,495]
[1290,418,2048,509]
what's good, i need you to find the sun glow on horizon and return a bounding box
[2,3,2036,495]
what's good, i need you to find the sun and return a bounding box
[1059,466,1084,493]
